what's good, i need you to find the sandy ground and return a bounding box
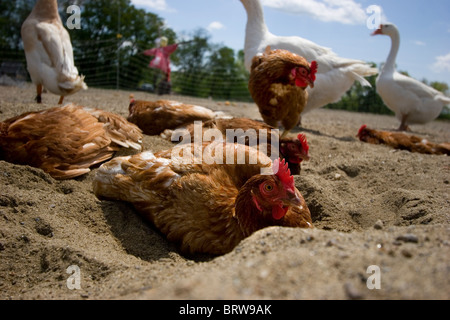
[0,84,449,300]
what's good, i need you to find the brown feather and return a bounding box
[128,99,217,135]
[357,126,450,155]
[0,104,143,179]
[181,118,309,175]
[93,142,312,255]
[248,47,314,134]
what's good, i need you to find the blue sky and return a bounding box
[130,0,450,85]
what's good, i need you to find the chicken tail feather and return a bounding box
[351,71,372,87]
[93,155,135,201]
[93,151,158,203]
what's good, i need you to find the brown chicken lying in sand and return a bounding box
[357,125,450,155]
[169,117,310,175]
[127,99,229,136]
[93,142,312,255]
[0,104,143,179]
[248,46,317,138]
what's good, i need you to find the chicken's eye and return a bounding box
[299,68,307,76]
[263,182,275,193]
[288,144,296,150]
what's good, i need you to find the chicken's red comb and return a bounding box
[298,133,309,153]
[310,61,318,80]
[357,124,368,137]
[274,158,295,191]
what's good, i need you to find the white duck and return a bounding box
[240,0,378,116]
[372,23,450,131]
[21,0,87,104]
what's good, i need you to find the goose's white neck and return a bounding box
[383,30,400,74]
[241,0,269,50]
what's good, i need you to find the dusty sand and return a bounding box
[0,84,449,300]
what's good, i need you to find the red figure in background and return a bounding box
[143,37,178,95]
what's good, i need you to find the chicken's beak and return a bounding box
[282,189,302,208]
[291,152,310,162]
[299,152,310,161]
[308,79,315,89]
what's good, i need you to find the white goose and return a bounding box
[21,0,87,104]
[240,0,378,116]
[373,23,450,131]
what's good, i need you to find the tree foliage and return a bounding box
[171,28,211,98]
[58,0,176,89]
[0,0,34,51]
[0,0,35,77]
[171,29,251,101]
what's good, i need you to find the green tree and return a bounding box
[208,46,235,99]
[171,31,251,101]
[0,0,34,51]
[171,28,211,97]
[422,79,449,95]
[208,47,252,102]
[229,49,251,101]
[422,79,450,119]
[0,0,176,89]
[0,0,34,80]
[59,0,176,89]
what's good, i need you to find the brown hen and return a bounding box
[0,104,142,179]
[93,142,312,255]
[127,99,228,136]
[174,117,310,175]
[248,46,317,138]
[357,125,450,155]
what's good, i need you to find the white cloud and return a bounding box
[261,0,382,25]
[413,40,426,46]
[432,53,450,73]
[207,21,225,32]
[130,0,173,12]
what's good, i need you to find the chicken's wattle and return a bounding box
[295,78,308,88]
[288,157,302,164]
[273,205,289,220]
